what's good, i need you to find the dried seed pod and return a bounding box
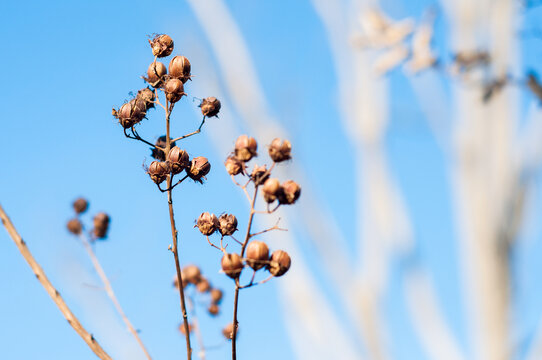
[262,178,281,203]
[146,61,167,85]
[187,156,210,183]
[210,288,223,304]
[250,164,269,185]
[67,218,83,235]
[179,322,193,336]
[208,303,220,316]
[200,97,221,117]
[196,278,211,293]
[72,198,89,214]
[169,56,191,83]
[234,135,257,162]
[147,161,170,184]
[224,156,244,176]
[164,78,185,103]
[136,87,155,111]
[167,146,190,174]
[115,99,146,129]
[268,138,292,163]
[245,241,269,271]
[92,212,110,239]
[278,180,301,205]
[172,275,187,289]
[150,135,176,161]
[196,212,219,236]
[267,250,291,277]
[222,323,236,340]
[149,34,174,58]
[218,214,238,236]
[221,253,243,279]
[182,265,201,284]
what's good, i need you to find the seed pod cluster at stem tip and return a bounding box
[149,34,174,58]
[200,97,221,117]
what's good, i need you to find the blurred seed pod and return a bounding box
[246,241,269,271]
[149,34,174,58]
[145,61,167,86]
[147,161,170,184]
[221,253,243,279]
[92,212,110,239]
[224,156,245,176]
[164,78,185,103]
[208,303,220,316]
[234,135,257,162]
[262,178,281,203]
[222,323,236,340]
[179,322,193,336]
[218,214,238,236]
[250,164,269,186]
[268,138,292,163]
[167,147,190,175]
[72,198,89,214]
[196,277,211,293]
[150,136,177,161]
[67,218,83,235]
[267,250,291,277]
[200,97,221,117]
[186,156,210,183]
[278,180,301,205]
[196,212,219,236]
[169,56,191,83]
[210,288,223,304]
[182,265,202,285]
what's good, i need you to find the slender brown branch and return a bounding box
[171,116,207,143]
[249,218,286,238]
[238,275,273,290]
[79,234,152,360]
[0,204,112,360]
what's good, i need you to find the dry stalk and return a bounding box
[0,203,112,360]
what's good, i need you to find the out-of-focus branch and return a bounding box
[0,204,112,360]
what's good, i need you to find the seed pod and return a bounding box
[92,212,110,239]
[164,78,185,103]
[187,156,210,183]
[268,138,292,163]
[136,88,155,111]
[179,322,193,336]
[222,323,236,340]
[147,161,170,184]
[67,218,82,235]
[224,156,244,176]
[200,97,221,117]
[246,241,269,271]
[72,198,89,214]
[146,61,167,86]
[149,34,174,58]
[250,164,269,185]
[234,135,257,162]
[172,275,187,289]
[115,99,146,129]
[210,288,223,304]
[150,135,176,161]
[182,265,201,284]
[278,180,301,205]
[196,277,211,293]
[218,214,237,236]
[169,56,191,83]
[208,303,220,316]
[267,250,291,277]
[196,212,219,236]
[221,253,243,279]
[262,178,281,203]
[167,147,190,174]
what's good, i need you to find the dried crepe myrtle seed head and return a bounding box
[234,135,257,162]
[169,56,191,83]
[268,138,292,163]
[178,322,193,336]
[182,264,202,285]
[224,156,245,176]
[92,212,110,239]
[208,303,220,316]
[218,214,238,236]
[222,323,236,340]
[221,253,244,279]
[262,178,281,203]
[136,87,155,111]
[267,250,291,277]
[200,97,221,117]
[172,275,187,289]
[146,61,167,85]
[250,164,269,186]
[116,99,146,129]
[246,241,269,271]
[196,212,219,236]
[278,180,301,205]
[72,198,89,214]
[196,277,211,293]
[167,146,190,175]
[147,161,170,184]
[210,288,223,304]
[149,34,174,58]
[151,135,176,161]
[164,78,185,103]
[67,218,83,235]
[187,156,211,183]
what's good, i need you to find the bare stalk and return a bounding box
[187,295,206,360]
[0,204,112,360]
[79,234,152,360]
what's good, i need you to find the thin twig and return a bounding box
[249,218,287,238]
[79,234,152,360]
[0,204,113,360]
[187,295,206,360]
[171,116,207,143]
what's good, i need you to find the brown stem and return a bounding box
[0,204,112,360]
[187,295,206,360]
[79,234,152,360]
[165,100,193,360]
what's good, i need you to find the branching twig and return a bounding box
[171,116,207,143]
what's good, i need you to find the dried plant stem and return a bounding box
[79,234,152,360]
[165,101,192,360]
[231,186,259,360]
[187,296,206,360]
[0,204,112,360]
